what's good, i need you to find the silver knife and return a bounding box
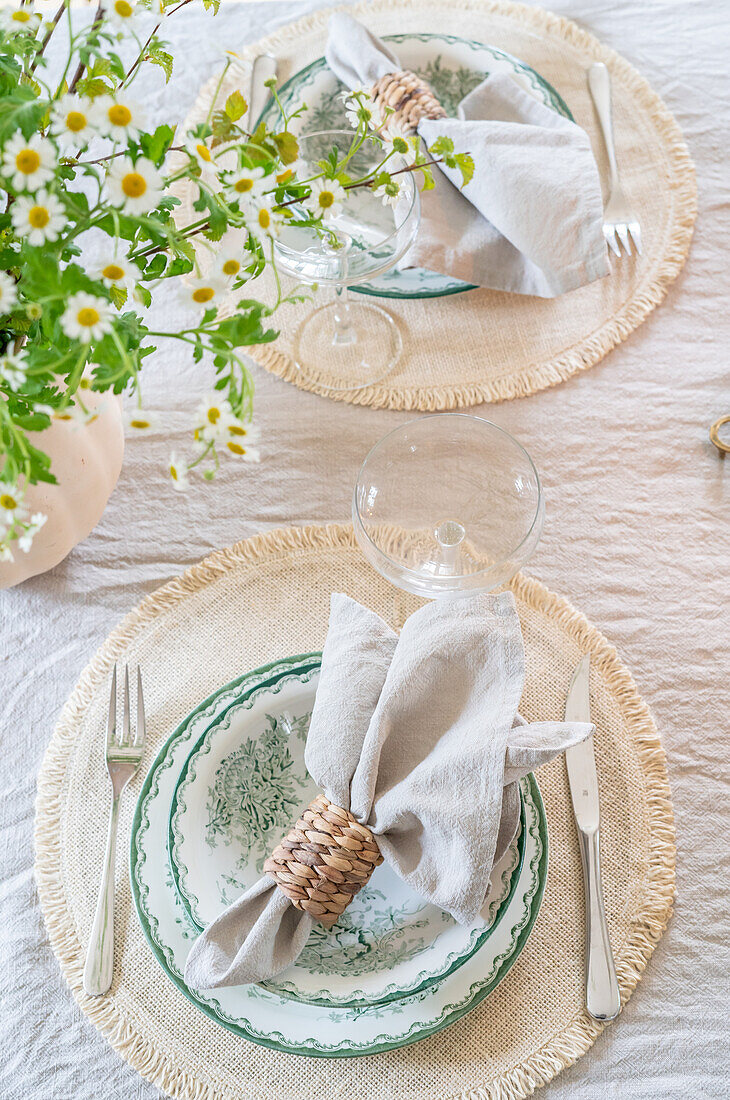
[565,655,620,1021]
[248,53,277,131]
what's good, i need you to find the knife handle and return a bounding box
[577,827,620,1021]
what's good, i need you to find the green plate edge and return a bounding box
[164,654,527,1008]
[130,664,548,1057]
[255,31,574,301]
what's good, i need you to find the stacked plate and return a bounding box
[131,654,548,1056]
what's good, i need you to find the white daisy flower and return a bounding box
[246,196,282,243]
[224,418,260,446]
[179,277,228,313]
[90,252,139,290]
[50,95,99,151]
[224,438,260,462]
[212,230,249,282]
[0,483,27,527]
[305,178,346,222]
[344,94,383,133]
[0,352,26,392]
[123,406,159,432]
[0,273,18,315]
[0,543,14,562]
[372,178,402,209]
[60,292,113,343]
[11,190,65,246]
[53,402,101,427]
[106,0,143,32]
[168,452,190,492]
[2,133,55,193]
[223,165,266,204]
[18,512,47,553]
[106,156,163,215]
[94,96,146,143]
[187,139,218,182]
[0,4,41,34]
[380,123,415,157]
[194,394,236,443]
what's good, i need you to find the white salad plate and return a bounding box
[167,659,525,1008]
[131,655,548,1057]
[256,31,573,299]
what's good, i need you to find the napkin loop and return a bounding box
[263,794,383,928]
[371,70,446,132]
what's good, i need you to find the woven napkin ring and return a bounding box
[263,794,384,928]
[370,69,447,133]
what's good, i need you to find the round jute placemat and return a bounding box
[35,524,675,1100]
[178,0,696,410]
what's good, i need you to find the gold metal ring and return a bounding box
[709,415,730,455]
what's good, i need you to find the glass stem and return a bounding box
[331,243,356,347]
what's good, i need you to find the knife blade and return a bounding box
[565,655,620,1021]
[248,53,277,132]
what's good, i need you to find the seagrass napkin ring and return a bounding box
[370,69,446,133]
[263,794,383,927]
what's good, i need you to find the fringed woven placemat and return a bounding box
[35,524,675,1100]
[178,0,696,410]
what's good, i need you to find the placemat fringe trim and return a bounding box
[35,524,675,1100]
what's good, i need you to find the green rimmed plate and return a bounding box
[130,657,548,1057]
[167,659,525,1009]
[257,32,573,300]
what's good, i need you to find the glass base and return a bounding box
[293,301,402,392]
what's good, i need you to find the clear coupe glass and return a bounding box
[353,414,545,598]
[273,130,420,392]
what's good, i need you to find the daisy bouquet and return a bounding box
[0,0,471,559]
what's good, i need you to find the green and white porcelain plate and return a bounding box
[257,32,573,300]
[131,657,548,1057]
[167,659,525,1008]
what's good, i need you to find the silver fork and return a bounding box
[83,665,146,997]
[588,62,642,258]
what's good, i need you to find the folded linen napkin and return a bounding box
[185,592,592,990]
[325,13,609,297]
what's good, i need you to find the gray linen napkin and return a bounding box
[185,592,592,990]
[325,13,609,297]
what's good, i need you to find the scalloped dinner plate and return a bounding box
[130,656,548,1057]
[256,32,573,299]
[167,659,525,1009]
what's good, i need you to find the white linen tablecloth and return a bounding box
[1,2,728,1098]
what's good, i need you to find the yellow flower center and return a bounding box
[221,259,240,276]
[113,0,133,16]
[16,149,40,174]
[276,168,294,184]
[108,104,133,127]
[121,171,146,198]
[257,208,271,229]
[129,417,151,430]
[28,205,50,229]
[192,287,215,304]
[227,442,246,455]
[79,376,91,389]
[77,307,100,327]
[318,191,335,209]
[195,143,212,163]
[0,493,18,509]
[206,407,221,424]
[66,111,87,133]
[102,263,125,282]
[234,178,254,193]
[228,424,247,436]
[11,10,31,23]
[170,464,179,480]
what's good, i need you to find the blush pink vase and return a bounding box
[0,390,125,588]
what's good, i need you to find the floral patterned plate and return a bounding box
[130,655,547,1056]
[167,658,525,1009]
[257,32,573,299]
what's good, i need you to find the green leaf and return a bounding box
[225,90,247,121]
[146,39,174,83]
[139,123,176,166]
[109,285,128,309]
[453,152,474,188]
[272,130,298,166]
[428,135,454,157]
[0,85,43,140]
